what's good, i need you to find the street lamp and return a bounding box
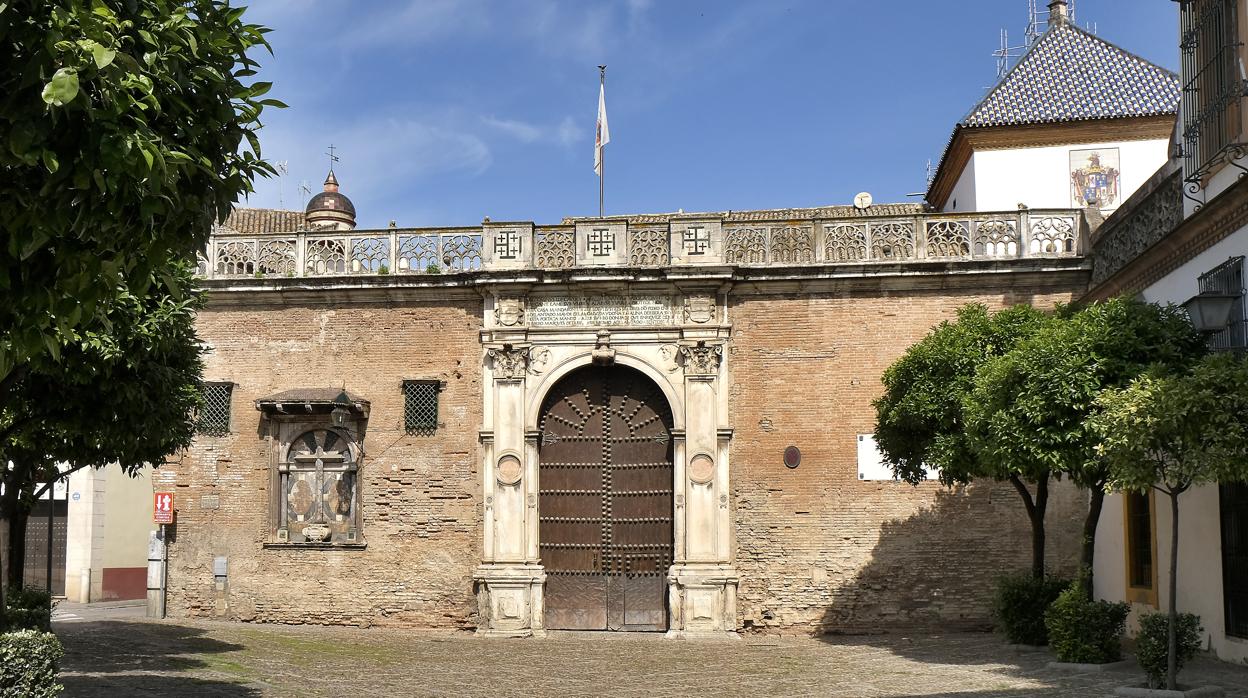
[1181,292,1239,333]
[330,390,352,428]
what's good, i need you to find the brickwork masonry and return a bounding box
[159,300,484,628]
[728,288,1086,634]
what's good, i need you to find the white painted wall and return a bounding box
[1095,227,1248,663]
[64,466,154,602]
[945,157,977,212]
[943,138,1169,213]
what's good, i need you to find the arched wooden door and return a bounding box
[539,364,673,631]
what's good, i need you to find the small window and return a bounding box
[403,380,441,435]
[1125,490,1158,605]
[197,382,233,436]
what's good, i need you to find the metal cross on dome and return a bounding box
[326,143,339,170]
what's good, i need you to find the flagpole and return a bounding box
[598,65,606,218]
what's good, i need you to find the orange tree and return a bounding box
[1095,353,1248,690]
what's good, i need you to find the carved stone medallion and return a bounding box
[689,453,715,484]
[494,297,526,327]
[683,294,716,324]
[497,454,523,485]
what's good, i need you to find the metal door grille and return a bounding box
[1222,482,1248,638]
[539,365,673,631]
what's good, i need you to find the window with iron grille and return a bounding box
[403,380,440,435]
[1198,255,1246,350]
[1180,0,1244,177]
[1221,482,1248,638]
[197,382,233,436]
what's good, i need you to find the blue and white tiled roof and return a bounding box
[962,21,1179,127]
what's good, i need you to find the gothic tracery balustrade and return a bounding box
[199,209,1085,278]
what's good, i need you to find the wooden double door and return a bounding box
[539,365,674,631]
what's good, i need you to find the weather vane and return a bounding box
[326,143,340,172]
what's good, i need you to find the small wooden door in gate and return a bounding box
[539,365,673,631]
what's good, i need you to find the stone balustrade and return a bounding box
[198,209,1087,279]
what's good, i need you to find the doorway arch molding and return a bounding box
[524,350,685,432]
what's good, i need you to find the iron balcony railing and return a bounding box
[198,209,1087,280]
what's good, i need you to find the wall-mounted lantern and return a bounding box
[330,389,352,428]
[1182,292,1239,333]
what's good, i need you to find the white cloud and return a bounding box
[481,116,544,144]
[482,114,586,148]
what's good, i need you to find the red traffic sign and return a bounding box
[154,492,175,524]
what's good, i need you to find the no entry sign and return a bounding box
[154,492,175,524]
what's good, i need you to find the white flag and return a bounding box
[594,82,610,176]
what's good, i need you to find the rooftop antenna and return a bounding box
[275,160,289,209]
[993,27,1027,79]
[925,158,937,187]
[298,179,313,199]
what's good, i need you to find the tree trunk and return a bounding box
[1009,471,1050,578]
[6,502,29,590]
[0,518,7,632]
[1081,486,1106,597]
[1167,488,1181,691]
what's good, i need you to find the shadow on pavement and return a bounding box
[57,620,260,697]
[60,674,261,697]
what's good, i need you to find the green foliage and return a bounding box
[3,263,205,474]
[991,572,1070,645]
[966,298,1205,490]
[1043,584,1128,663]
[3,587,55,631]
[1136,612,1203,689]
[425,263,442,275]
[874,304,1049,485]
[0,630,64,697]
[0,0,279,380]
[1096,352,1248,494]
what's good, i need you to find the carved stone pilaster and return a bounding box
[678,341,722,375]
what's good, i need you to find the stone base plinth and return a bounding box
[473,564,546,638]
[665,564,739,638]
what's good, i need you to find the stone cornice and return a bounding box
[200,258,1090,309]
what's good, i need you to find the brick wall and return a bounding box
[167,278,1090,634]
[728,285,1087,634]
[159,297,484,628]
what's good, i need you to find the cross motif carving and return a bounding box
[588,228,615,256]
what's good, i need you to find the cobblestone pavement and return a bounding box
[53,612,1248,697]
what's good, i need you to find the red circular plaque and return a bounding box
[783,446,801,469]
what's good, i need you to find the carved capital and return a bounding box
[487,344,530,379]
[678,341,722,375]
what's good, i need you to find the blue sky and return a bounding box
[241,0,1178,229]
